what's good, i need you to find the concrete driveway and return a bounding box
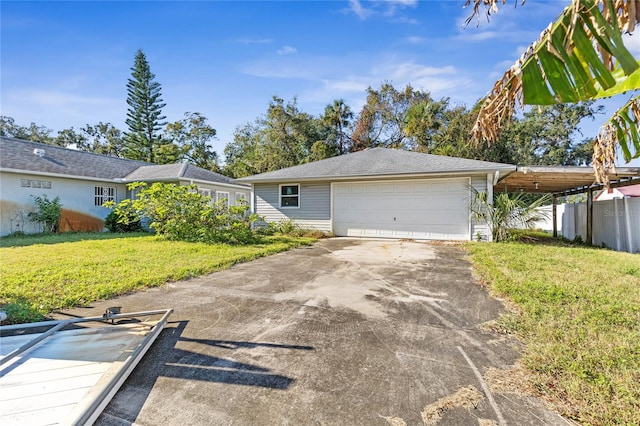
[63,239,568,425]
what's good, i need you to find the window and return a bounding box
[198,188,212,198]
[21,179,51,189]
[95,186,115,206]
[216,191,230,208]
[280,184,299,208]
[235,192,246,205]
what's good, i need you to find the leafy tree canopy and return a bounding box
[166,112,220,172]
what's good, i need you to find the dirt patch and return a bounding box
[421,385,484,425]
[484,364,534,395]
[484,364,578,421]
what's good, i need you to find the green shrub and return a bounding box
[104,209,144,233]
[105,182,259,244]
[1,301,45,324]
[270,219,331,238]
[28,195,62,233]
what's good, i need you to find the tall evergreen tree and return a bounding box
[124,49,167,163]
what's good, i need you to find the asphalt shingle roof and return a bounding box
[0,137,147,180]
[124,163,245,186]
[0,137,246,187]
[239,148,516,182]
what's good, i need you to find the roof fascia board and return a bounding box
[555,177,640,197]
[242,167,517,184]
[516,165,640,176]
[0,168,125,184]
[121,176,249,189]
[179,177,250,190]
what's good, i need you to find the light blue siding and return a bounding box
[254,182,331,231]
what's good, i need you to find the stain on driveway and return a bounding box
[63,239,568,425]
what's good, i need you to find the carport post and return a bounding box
[552,194,558,238]
[586,188,593,245]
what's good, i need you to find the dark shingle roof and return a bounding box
[239,148,516,182]
[0,137,147,180]
[0,137,247,187]
[124,163,246,186]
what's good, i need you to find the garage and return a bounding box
[333,178,471,240]
[240,148,516,242]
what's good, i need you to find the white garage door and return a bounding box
[333,178,470,240]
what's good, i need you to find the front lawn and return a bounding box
[465,235,640,425]
[0,232,315,323]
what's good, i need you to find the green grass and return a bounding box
[465,235,640,425]
[0,232,315,323]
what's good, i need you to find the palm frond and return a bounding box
[471,0,640,144]
[592,94,640,184]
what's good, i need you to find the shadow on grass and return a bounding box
[0,231,152,248]
[508,230,607,250]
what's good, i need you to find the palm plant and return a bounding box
[465,0,639,184]
[469,187,552,242]
[323,99,354,154]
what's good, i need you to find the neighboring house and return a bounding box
[0,137,250,236]
[239,148,516,241]
[594,184,640,201]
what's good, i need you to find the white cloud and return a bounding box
[392,16,420,25]
[457,31,499,41]
[514,45,529,57]
[276,46,297,56]
[298,59,476,110]
[348,0,372,20]
[495,59,516,69]
[346,0,417,21]
[322,79,370,94]
[405,36,425,44]
[236,37,273,44]
[385,0,418,6]
[3,88,123,129]
[622,33,640,56]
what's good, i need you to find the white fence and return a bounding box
[560,198,640,253]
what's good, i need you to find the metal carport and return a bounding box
[495,165,640,244]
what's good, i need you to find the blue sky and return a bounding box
[1,0,639,166]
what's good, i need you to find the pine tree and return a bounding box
[124,49,167,163]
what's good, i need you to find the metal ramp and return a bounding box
[0,309,173,425]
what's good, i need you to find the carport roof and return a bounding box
[494,165,640,194]
[238,148,516,183]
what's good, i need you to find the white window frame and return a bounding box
[235,192,246,205]
[198,188,212,199]
[216,191,230,208]
[279,183,300,209]
[95,186,116,206]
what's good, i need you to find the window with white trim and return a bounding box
[198,188,212,198]
[280,184,299,208]
[216,191,230,208]
[95,186,115,206]
[235,192,246,205]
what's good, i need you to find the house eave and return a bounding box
[0,168,125,184]
[241,167,517,184]
[120,176,250,190]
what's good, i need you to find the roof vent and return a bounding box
[33,148,45,157]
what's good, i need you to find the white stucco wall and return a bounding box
[0,172,128,236]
